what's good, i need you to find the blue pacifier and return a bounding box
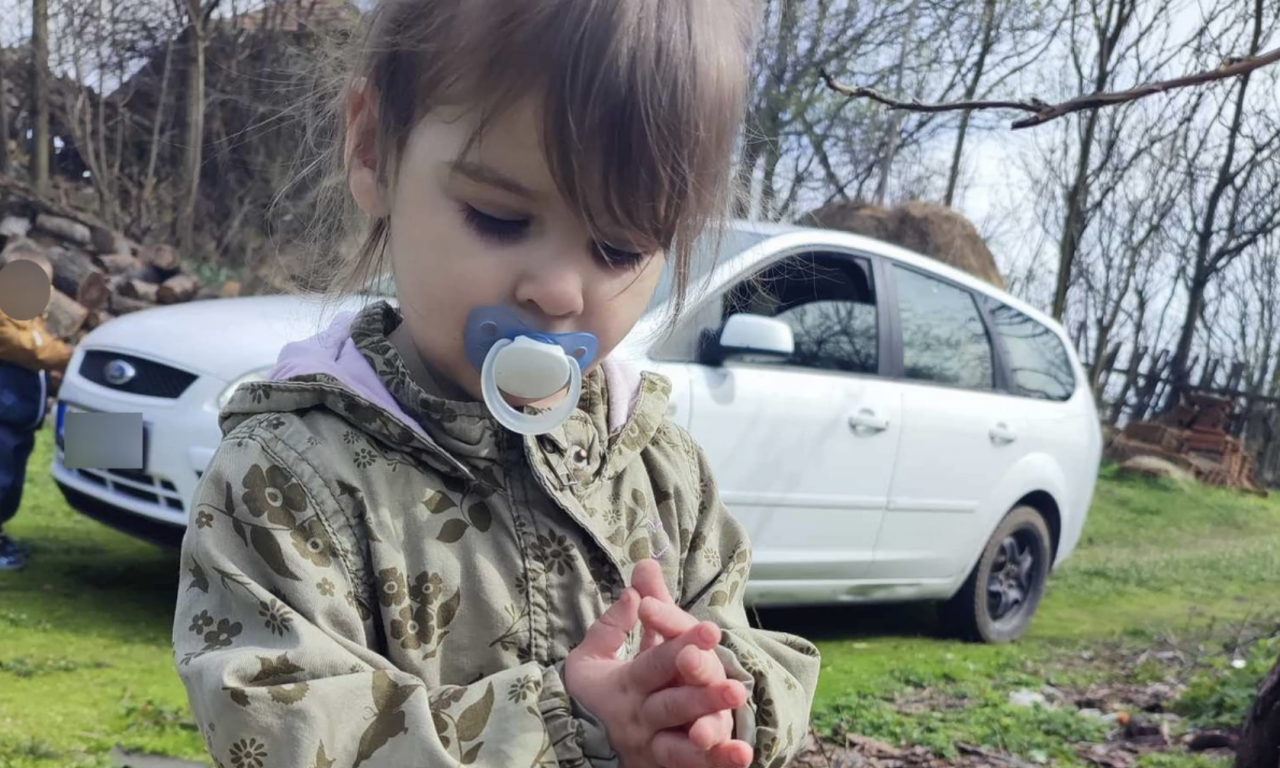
[464,305,599,436]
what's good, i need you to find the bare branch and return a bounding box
[819,44,1280,130]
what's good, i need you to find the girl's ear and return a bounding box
[345,78,390,219]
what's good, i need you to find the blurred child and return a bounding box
[0,255,73,570]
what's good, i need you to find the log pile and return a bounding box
[0,176,236,342]
[1108,393,1267,495]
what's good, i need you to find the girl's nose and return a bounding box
[513,253,585,322]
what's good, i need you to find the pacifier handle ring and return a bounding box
[480,339,583,436]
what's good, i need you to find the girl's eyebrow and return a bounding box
[449,160,537,199]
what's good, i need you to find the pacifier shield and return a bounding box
[464,305,599,372]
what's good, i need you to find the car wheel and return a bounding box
[941,505,1051,643]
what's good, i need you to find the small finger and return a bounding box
[640,625,666,653]
[627,622,720,693]
[688,710,735,751]
[708,740,754,768]
[641,680,745,732]
[650,729,713,768]
[640,596,699,639]
[575,588,640,660]
[631,558,675,603]
[677,643,726,687]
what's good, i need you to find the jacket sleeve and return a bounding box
[675,432,822,768]
[0,315,71,373]
[32,318,73,372]
[173,422,612,768]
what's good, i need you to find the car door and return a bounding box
[676,250,905,590]
[871,263,1034,582]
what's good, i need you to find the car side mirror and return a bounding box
[699,314,794,366]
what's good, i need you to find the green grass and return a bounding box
[0,428,205,768]
[2,427,1279,768]
[806,465,1280,768]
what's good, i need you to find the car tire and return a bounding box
[941,505,1051,644]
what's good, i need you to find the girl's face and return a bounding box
[349,98,667,405]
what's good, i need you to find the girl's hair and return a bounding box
[286,0,760,324]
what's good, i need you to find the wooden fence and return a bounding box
[1078,333,1280,487]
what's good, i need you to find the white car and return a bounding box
[51,221,1102,642]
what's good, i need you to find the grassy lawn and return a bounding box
[804,465,1280,767]
[2,427,1279,768]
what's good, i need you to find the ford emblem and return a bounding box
[104,359,137,386]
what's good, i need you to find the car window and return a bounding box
[645,227,771,315]
[721,253,879,374]
[985,300,1076,400]
[893,265,994,390]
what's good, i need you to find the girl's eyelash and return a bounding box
[595,242,648,271]
[462,203,648,270]
[462,205,529,243]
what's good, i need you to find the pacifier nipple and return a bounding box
[491,337,572,400]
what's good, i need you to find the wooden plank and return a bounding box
[1224,361,1246,394]
[1199,358,1221,390]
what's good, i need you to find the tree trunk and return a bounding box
[1167,267,1210,409]
[31,0,51,196]
[140,243,180,276]
[0,46,10,176]
[1052,106,1100,320]
[116,278,159,303]
[874,0,922,205]
[48,246,104,298]
[109,293,154,315]
[35,214,92,246]
[140,38,175,233]
[157,273,199,304]
[1167,13,1260,399]
[1235,653,1280,768]
[944,0,1000,207]
[1051,0,1136,321]
[178,2,208,256]
[75,271,110,312]
[45,289,89,338]
[99,253,146,277]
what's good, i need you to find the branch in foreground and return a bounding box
[819,45,1280,129]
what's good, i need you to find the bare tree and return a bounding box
[31,0,50,195]
[943,0,998,207]
[736,0,991,220]
[0,44,10,176]
[1075,114,1192,395]
[175,0,220,256]
[1166,0,1280,397]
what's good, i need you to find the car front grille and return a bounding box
[79,351,198,399]
[68,463,185,513]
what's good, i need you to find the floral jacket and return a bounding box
[171,301,820,768]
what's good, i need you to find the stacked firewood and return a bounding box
[1108,393,1267,495]
[0,178,240,342]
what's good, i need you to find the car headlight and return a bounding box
[217,367,273,409]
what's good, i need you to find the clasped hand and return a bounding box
[564,560,753,768]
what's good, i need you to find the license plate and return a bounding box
[56,403,150,469]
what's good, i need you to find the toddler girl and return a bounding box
[172,1,820,766]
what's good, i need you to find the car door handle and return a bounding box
[990,423,1018,445]
[848,409,889,434]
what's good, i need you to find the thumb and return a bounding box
[630,559,674,653]
[575,587,640,660]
